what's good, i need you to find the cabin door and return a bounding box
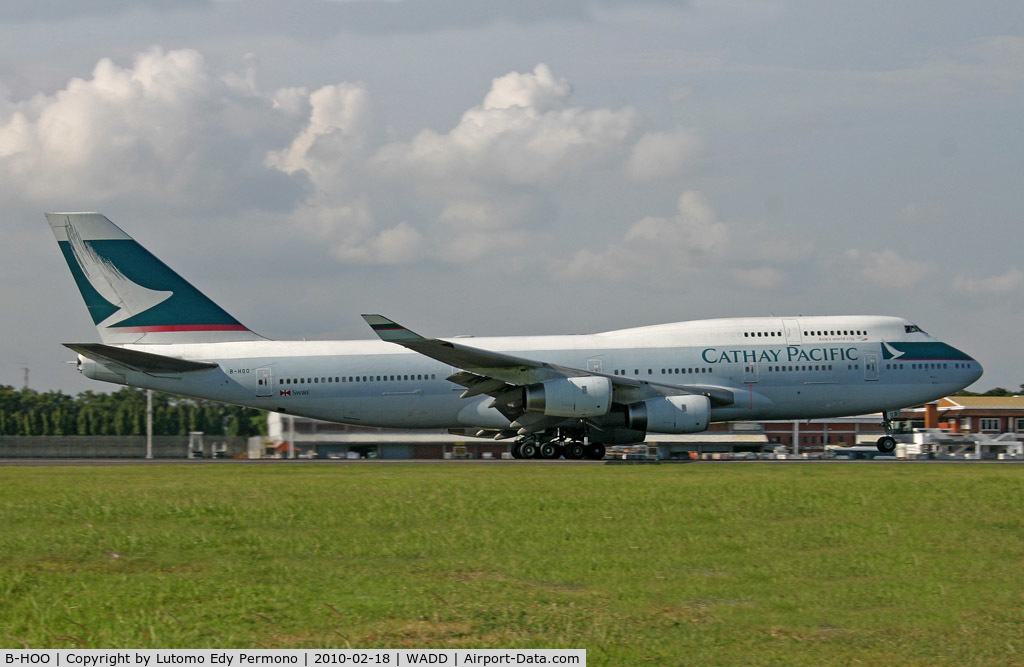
[863,354,879,381]
[783,319,802,345]
[256,368,273,396]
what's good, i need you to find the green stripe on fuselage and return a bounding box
[883,341,972,360]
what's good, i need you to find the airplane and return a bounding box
[47,212,983,459]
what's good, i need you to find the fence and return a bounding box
[0,435,248,459]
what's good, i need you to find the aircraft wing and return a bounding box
[65,343,219,374]
[361,315,734,416]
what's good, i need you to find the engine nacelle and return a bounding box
[627,394,710,434]
[524,376,612,418]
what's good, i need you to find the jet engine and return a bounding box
[626,394,710,434]
[523,376,612,418]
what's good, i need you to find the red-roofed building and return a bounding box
[900,396,1024,436]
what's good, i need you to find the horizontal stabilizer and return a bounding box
[64,343,219,374]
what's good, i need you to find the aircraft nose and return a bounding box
[956,348,984,385]
[969,359,984,383]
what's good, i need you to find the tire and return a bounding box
[509,442,522,459]
[876,436,896,454]
[519,442,538,459]
[539,442,560,459]
[566,442,585,460]
[585,444,606,460]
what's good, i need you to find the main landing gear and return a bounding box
[509,435,605,460]
[876,410,899,453]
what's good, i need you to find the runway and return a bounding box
[1,457,1020,466]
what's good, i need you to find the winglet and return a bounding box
[361,314,426,343]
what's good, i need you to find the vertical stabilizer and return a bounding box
[47,212,265,344]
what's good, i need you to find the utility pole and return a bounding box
[288,414,296,459]
[146,389,154,459]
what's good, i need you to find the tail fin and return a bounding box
[46,212,265,345]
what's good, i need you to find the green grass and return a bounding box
[1,463,1022,664]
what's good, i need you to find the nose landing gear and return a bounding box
[876,410,899,453]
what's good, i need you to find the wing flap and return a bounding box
[447,371,514,399]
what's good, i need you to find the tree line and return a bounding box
[954,385,1024,397]
[0,385,267,437]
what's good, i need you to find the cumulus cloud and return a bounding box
[482,63,571,112]
[953,267,1024,297]
[265,82,372,189]
[555,190,731,282]
[0,47,292,208]
[333,220,423,265]
[372,63,635,190]
[844,248,934,289]
[271,62,640,265]
[624,126,705,181]
[2,48,696,272]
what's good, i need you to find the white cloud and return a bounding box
[844,248,934,289]
[482,63,571,112]
[624,126,705,181]
[0,48,703,273]
[372,63,635,188]
[256,63,648,266]
[265,82,372,188]
[555,190,731,282]
[953,267,1024,297]
[625,190,728,252]
[332,220,423,265]
[0,47,283,206]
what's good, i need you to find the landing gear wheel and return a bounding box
[566,442,586,460]
[585,444,606,460]
[509,442,522,459]
[539,442,560,459]
[519,441,538,459]
[877,410,899,454]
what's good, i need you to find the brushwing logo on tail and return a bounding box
[65,221,173,327]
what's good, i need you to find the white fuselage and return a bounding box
[78,315,982,432]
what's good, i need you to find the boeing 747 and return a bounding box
[47,212,983,459]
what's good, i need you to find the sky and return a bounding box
[1,0,1022,394]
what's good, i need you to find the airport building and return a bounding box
[899,395,1024,435]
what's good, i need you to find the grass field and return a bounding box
[0,462,1022,664]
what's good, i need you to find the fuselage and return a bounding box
[78,315,982,432]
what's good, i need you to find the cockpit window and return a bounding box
[904,324,926,334]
